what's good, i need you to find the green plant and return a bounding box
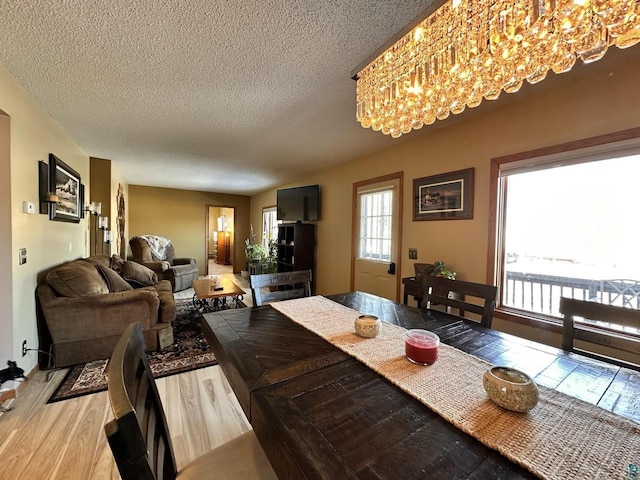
[432,260,456,280]
[245,225,269,263]
[245,239,268,262]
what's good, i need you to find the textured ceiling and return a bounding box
[1,0,439,195]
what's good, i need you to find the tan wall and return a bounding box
[1,62,90,376]
[251,54,640,348]
[128,185,250,275]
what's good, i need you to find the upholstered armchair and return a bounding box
[129,236,199,292]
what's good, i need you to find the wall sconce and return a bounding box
[84,201,102,216]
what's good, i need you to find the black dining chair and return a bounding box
[559,296,640,370]
[104,322,278,480]
[249,270,312,307]
[421,275,498,327]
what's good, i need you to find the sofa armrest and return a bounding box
[142,260,171,273]
[41,290,160,343]
[172,257,196,266]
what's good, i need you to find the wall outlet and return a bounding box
[19,248,27,265]
[22,340,27,357]
[409,248,418,259]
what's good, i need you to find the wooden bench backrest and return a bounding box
[421,275,498,328]
[250,270,312,307]
[559,297,640,369]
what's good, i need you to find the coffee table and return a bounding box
[191,277,245,311]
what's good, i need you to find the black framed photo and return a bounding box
[49,153,82,223]
[413,167,474,221]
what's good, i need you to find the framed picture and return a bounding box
[413,168,474,221]
[48,153,82,223]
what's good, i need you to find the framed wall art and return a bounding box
[413,167,474,221]
[48,153,82,223]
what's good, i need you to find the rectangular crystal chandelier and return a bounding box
[354,0,640,138]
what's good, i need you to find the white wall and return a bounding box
[0,62,89,381]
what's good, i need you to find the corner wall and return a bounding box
[1,62,89,378]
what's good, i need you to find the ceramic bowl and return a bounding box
[354,315,381,338]
[482,366,539,412]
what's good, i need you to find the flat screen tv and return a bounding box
[277,185,320,222]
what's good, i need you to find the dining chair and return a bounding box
[559,296,640,369]
[421,275,498,327]
[104,322,278,480]
[249,269,312,307]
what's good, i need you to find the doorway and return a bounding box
[206,206,235,275]
[351,172,403,302]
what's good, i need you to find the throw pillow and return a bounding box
[96,264,133,292]
[46,260,109,297]
[121,261,158,286]
[109,254,125,273]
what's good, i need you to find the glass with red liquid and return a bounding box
[405,329,440,365]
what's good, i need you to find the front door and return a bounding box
[352,173,402,301]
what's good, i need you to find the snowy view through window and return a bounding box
[502,154,640,324]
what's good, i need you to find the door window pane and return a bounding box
[358,189,392,261]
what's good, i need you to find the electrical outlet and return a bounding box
[19,248,27,265]
[22,340,28,357]
[409,248,418,259]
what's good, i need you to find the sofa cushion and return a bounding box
[97,264,133,292]
[83,255,111,269]
[122,261,158,286]
[46,260,109,297]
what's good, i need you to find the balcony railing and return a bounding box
[503,271,640,318]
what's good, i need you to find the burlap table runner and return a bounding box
[272,296,639,480]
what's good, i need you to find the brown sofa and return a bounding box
[129,236,199,292]
[36,254,176,368]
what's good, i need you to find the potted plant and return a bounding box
[245,225,277,275]
[432,260,456,280]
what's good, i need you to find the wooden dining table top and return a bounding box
[201,291,640,479]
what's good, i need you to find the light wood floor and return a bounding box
[0,273,254,479]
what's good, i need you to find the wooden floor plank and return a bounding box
[0,364,250,479]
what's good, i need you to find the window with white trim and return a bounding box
[494,138,640,334]
[358,189,393,261]
[262,206,278,248]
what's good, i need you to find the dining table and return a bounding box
[201,291,640,480]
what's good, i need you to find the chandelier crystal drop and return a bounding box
[355,0,640,138]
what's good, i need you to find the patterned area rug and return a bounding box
[47,299,240,403]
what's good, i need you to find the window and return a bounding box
[358,189,393,261]
[262,206,278,248]
[493,134,640,331]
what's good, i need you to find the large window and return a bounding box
[358,189,393,261]
[494,135,640,333]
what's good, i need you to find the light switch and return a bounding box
[409,248,418,259]
[19,248,27,265]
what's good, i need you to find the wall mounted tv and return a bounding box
[277,185,320,222]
